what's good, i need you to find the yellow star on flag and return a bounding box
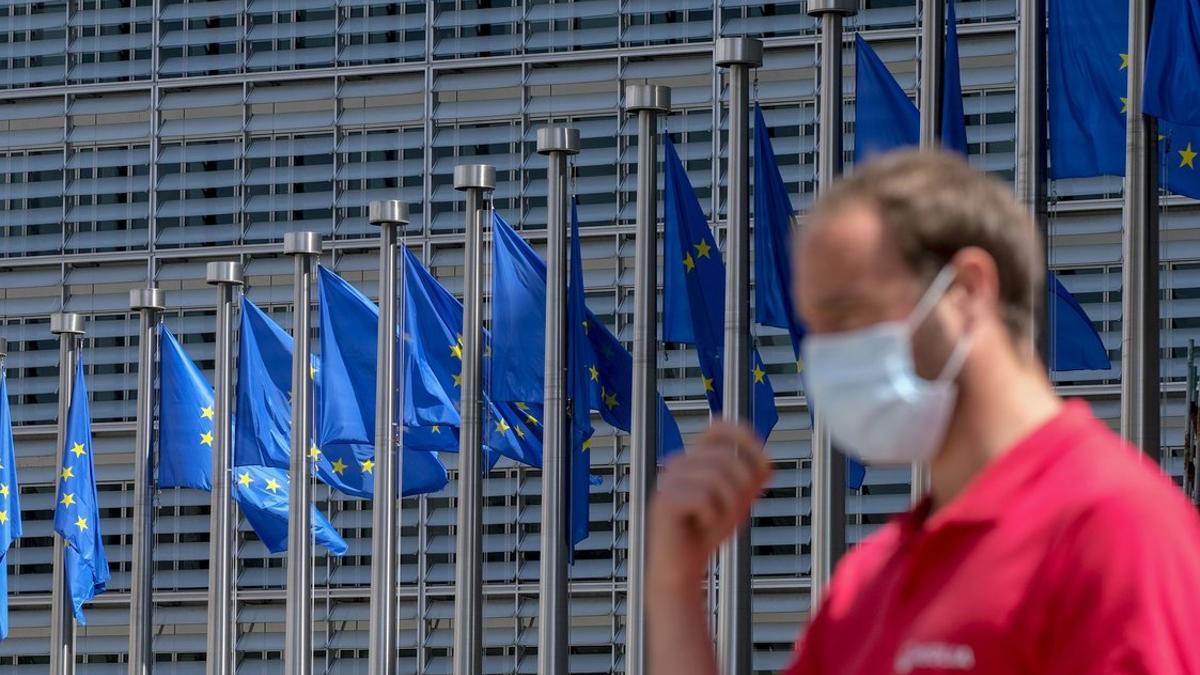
[451,342,463,359]
[331,458,347,475]
[200,431,214,446]
[515,426,526,439]
[588,365,599,381]
[264,478,281,493]
[360,458,375,474]
[604,391,618,410]
[310,363,318,379]
[200,405,214,420]
[0,511,9,525]
[1121,96,1128,113]
[495,418,511,435]
[0,483,9,498]
[1120,52,1129,70]
[61,466,74,480]
[432,425,441,434]
[453,372,463,387]
[75,516,87,531]
[238,471,253,487]
[309,445,322,460]
[70,442,85,457]
[582,438,592,450]
[60,493,75,507]
[516,402,529,410]
[694,240,712,258]
[702,375,714,392]
[1180,143,1198,169]
[683,252,695,272]
[525,412,539,425]
[753,364,766,384]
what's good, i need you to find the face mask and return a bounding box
[801,266,972,465]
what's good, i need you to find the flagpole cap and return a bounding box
[129,288,166,312]
[368,200,410,227]
[624,85,672,115]
[50,312,85,336]
[806,0,857,17]
[714,37,763,68]
[536,127,581,155]
[206,261,244,286]
[283,231,322,256]
[453,164,496,192]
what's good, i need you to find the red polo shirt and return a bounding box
[786,400,1200,674]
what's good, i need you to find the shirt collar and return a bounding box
[898,399,1094,534]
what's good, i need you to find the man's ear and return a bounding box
[949,247,1001,327]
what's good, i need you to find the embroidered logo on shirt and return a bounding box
[894,642,976,673]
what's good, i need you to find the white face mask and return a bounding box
[801,266,971,465]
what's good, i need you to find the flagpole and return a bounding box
[806,0,855,608]
[912,0,946,501]
[623,84,670,675]
[368,200,410,675]
[205,261,243,675]
[1121,0,1161,463]
[713,37,762,675]
[284,232,322,675]
[452,163,495,675]
[536,126,581,675]
[129,288,166,675]
[49,312,84,675]
[1016,0,1050,361]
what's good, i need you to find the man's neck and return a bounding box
[928,350,1062,511]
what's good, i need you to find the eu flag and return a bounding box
[402,248,543,468]
[1048,273,1113,371]
[0,365,22,639]
[854,34,921,162]
[490,211,548,404]
[941,0,969,154]
[158,323,349,555]
[315,267,450,498]
[158,323,214,490]
[754,105,805,360]
[52,359,109,624]
[1144,0,1200,127]
[662,135,779,440]
[1049,0,1200,198]
[232,464,348,556]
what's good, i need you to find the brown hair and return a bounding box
[810,150,1043,339]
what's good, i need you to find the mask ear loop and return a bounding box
[906,264,958,333]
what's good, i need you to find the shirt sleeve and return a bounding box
[1032,493,1200,674]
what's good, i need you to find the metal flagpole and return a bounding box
[912,0,946,501]
[623,84,670,675]
[713,37,762,675]
[205,261,243,675]
[1016,0,1050,360]
[368,200,410,675]
[129,288,166,675]
[284,232,322,675]
[1121,0,1161,462]
[452,163,495,675]
[806,0,855,608]
[536,126,581,675]
[49,312,85,675]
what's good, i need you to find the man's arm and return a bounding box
[646,423,772,675]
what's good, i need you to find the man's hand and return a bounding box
[648,421,773,596]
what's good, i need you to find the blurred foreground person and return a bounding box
[648,151,1200,674]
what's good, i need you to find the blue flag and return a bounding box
[1048,273,1112,371]
[402,248,543,468]
[854,34,921,162]
[52,359,109,624]
[662,136,779,441]
[1049,0,1200,197]
[232,464,349,556]
[567,200,599,555]
[238,297,447,498]
[158,323,215,490]
[941,0,969,154]
[315,267,450,498]
[158,323,349,555]
[1144,0,1200,127]
[754,105,805,360]
[0,366,22,639]
[490,211,549,404]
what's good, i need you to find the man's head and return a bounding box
[795,150,1043,379]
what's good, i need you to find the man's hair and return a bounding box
[810,150,1043,339]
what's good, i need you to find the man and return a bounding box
[647,151,1200,674]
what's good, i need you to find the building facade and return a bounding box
[0,0,1192,672]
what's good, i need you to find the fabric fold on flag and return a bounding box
[754,104,805,360]
[0,365,22,639]
[1048,273,1112,372]
[941,0,968,154]
[158,322,349,555]
[662,135,779,441]
[853,34,921,162]
[52,358,109,624]
[1144,0,1200,127]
